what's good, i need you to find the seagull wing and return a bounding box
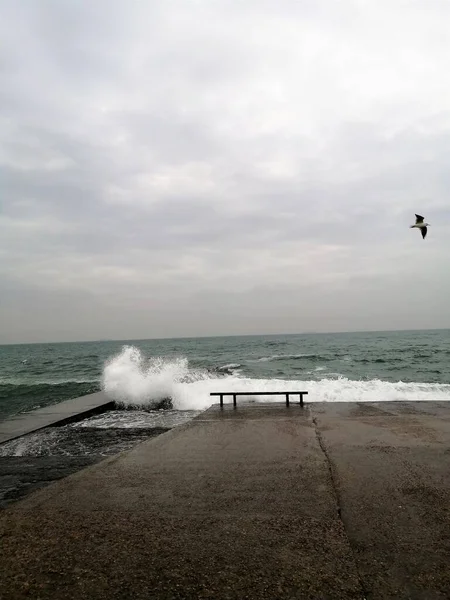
[421,226,427,239]
[415,214,424,223]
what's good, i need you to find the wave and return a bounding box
[101,346,213,410]
[101,346,450,411]
[212,364,242,376]
[254,353,328,362]
[355,357,404,364]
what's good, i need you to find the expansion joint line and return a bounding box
[312,416,368,600]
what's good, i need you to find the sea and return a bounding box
[1,329,450,478]
[1,329,450,422]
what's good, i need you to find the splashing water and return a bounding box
[101,346,213,410]
[2,330,450,420]
[101,346,450,411]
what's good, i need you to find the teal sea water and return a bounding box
[1,330,450,420]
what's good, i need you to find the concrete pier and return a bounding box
[0,392,113,445]
[0,401,449,599]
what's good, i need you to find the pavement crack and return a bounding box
[312,415,369,600]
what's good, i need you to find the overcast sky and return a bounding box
[1,0,450,343]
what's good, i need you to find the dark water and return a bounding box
[1,330,450,420]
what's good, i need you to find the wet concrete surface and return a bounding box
[0,401,449,599]
[0,391,113,444]
[0,456,99,509]
[313,401,450,599]
[0,427,169,509]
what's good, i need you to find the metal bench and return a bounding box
[210,391,308,409]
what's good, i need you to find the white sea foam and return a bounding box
[101,346,211,410]
[254,354,316,362]
[0,430,62,457]
[71,410,202,429]
[102,346,450,410]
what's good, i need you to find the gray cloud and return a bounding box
[1,0,450,343]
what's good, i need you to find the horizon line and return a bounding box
[1,327,449,347]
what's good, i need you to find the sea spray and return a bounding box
[101,346,215,409]
[101,346,450,411]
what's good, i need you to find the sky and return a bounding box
[1,0,450,344]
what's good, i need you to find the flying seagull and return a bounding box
[410,214,429,239]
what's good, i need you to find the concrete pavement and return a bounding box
[0,392,113,445]
[313,401,450,599]
[0,401,449,599]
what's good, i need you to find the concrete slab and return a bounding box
[0,428,169,509]
[0,404,363,600]
[0,392,114,445]
[0,401,449,599]
[312,401,450,599]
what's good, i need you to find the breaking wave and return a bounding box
[101,346,450,411]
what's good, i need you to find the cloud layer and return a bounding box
[1,0,450,343]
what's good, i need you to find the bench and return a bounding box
[210,391,308,409]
